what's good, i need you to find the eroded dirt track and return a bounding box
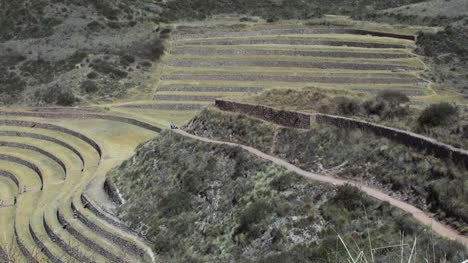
[174,129,468,246]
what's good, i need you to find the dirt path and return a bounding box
[174,129,468,246]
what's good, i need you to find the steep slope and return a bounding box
[108,130,466,262]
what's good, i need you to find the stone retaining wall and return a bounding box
[215,100,468,167]
[168,60,416,71]
[170,48,411,59]
[215,100,310,129]
[0,141,67,175]
[0,154,43,190]
[29,224,63,263]
[162,74,421,84]
[0,131,85,166]
[104,179,124,206]
[173,39,408,49]
[173,28,415,41]
[154,95,219,101]
[313,114,468,167]
[0,119,102,158]
[71,202,147,257]
[0,111,161,133]
[120,104,204,111]
[57,209,126,263]
[43,216,90,262]
[0,170,19,190]
[15,225,39,263]
[158,86,264,93]
[81,194,129,231]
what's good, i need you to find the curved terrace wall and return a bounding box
[0,131,85,166]
[0,119,102,158]
[14,225,39,263]
[0,111,161,133]
[29,224,63,263]
[215,100,468,167]
[0,170,19,191]
[71,201,147,257]
[0,154,43,190]
[0,141,67,175]
[56,209,126,263]
[43,216,91,262]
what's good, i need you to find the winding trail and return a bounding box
[174,129,468,246]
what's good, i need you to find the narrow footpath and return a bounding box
[174,129,468,246]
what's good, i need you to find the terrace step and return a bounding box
[171,48,413,58]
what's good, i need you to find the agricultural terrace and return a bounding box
[0,18,465,262]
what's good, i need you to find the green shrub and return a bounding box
[120,54,136,66]
[90,60,128,79]
[87,71,99,79]
[417,103,458,127]
[376,91,410,104]
[56,89,77,106]
[80,80,99,93]
[336,97,361,116]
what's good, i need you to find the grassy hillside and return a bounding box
[237,87,468,149]
[160,0,427,22]
[185,108,468,234]
[108,130,466,262]
[0,0,166,106]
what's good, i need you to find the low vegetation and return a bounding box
[185,108,468,234]
[416,22,468,96]
[109,130,467,262]
[241,87,468,149]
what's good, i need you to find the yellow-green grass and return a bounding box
[168,54,424,67]
[172,44,416,54]
[0,148,64,187]
[0,206,23,262]
[110,108,199,130]
[158,80,426,92]
[43,205,110,263]
[58,198,137,262]
[155,91,258,98]
[0,115,159,262]
[15,190,48,262]
[163,67,424,78]
[0,135,97,262]
[0,160,41,193]
[162,67,422,79]
[0,177,16,205]
[174,33,415,46]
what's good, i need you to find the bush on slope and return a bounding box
[108,130,466,262]
[185,108,468,234]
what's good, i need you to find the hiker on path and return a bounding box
[170,122,178,130]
